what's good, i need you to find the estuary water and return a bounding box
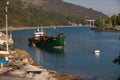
[12,27,120,80]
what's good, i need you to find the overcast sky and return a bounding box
[63,0,120,16]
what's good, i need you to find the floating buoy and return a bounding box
[94,50,100,53]
[94,50,100,56]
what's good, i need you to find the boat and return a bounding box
[28,28,65,49]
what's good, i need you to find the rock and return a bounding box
[25,72,34,78]
[9,70,26,77]
[22,58,29,64]
[49,77,58,80]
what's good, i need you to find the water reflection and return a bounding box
[34,48,41,64]
[37,46,65,54]
[118,76,120,80]
[33,46,65,70]
[33,46,65,64]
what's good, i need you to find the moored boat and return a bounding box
[28,28,65,49]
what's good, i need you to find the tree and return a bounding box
[95,19,104,28]
[111,15,117,27]
[116,13,120,25]
[104,18,112,27]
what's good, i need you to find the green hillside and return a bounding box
[31,0,107,19]
[0,0,108,28]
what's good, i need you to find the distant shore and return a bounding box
[0,25,91,31]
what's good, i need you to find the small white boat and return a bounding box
[34,28,44,37]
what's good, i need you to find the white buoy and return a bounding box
[94,50,100,56]
[94,50,100,53]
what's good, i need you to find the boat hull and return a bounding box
[28,36,65,49]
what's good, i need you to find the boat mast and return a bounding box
[5,1,9,52]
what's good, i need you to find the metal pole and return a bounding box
[5,1,9,52]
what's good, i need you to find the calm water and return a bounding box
[12,27,120,80]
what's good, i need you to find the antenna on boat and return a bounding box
[5,1,9,52]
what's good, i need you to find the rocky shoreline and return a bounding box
[0,49,80,80]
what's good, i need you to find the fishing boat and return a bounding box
[28,28,65,49]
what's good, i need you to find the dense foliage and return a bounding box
[31,0,107,19]
[0,0,31,27]
[95,19,105,28]
[95,13,120,29]
[0,0,107,28]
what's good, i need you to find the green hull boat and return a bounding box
[28,28,65,49]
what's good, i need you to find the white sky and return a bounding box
[63,0,120,16]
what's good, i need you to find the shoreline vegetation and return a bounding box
[0,49,79,80]
[93,13,120,33]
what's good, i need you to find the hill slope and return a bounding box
[31,0,107,19]
[0,0,108,28]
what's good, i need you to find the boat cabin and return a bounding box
[34,28,44,37]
